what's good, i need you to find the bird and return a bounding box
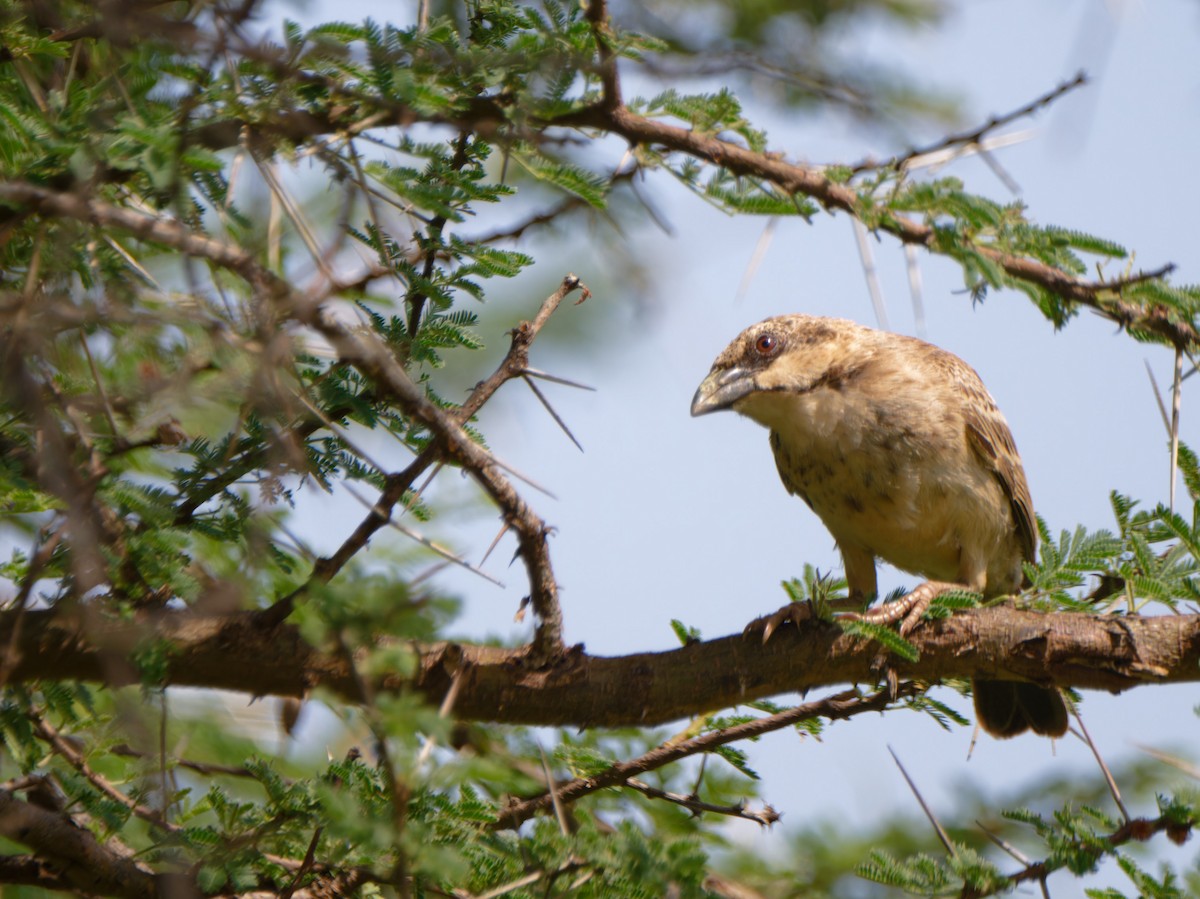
[690,313,1068,739]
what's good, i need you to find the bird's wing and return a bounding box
[962,387,1038,564]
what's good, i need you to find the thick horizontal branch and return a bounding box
[2,606,1198,727]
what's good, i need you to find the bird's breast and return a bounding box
[758,390,1016,585]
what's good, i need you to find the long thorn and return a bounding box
[1133,742,1200,779]
[852,218,889,330]
[1145,360,1171,434]
[480,520,510,567]
[522,368,597,391]
[408,560,452,588]
[416,668,462,768]
[1170,346,1182,513]
[402,462,444,521]
[974,819,1031,864]
[486,451,558,499]
[888,745,956,858]
[904,243,926,339]
[295,391,389,477]
[977,147,1021,194]
[342,483,504,587]
[538,742,572,837]
[734,216,777,305]
[1070,711,1129,822]
[523,375,583,452]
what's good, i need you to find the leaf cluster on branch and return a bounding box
[0,0,1197,896]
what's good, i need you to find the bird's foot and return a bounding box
[837,581,961,685]
[746,601,816,644]
[836,580,959,636]
[748,592,872,644]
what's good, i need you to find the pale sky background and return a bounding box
[265,0,1200,890]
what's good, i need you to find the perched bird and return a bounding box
[691,314,1068,739]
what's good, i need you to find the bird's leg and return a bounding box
[836,580,959,636]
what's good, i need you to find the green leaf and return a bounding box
[838,618,920,662]
[670,619,701,645]
[510,152,608,207]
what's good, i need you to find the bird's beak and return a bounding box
[690,366,757,416]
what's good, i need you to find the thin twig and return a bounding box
[978,145,1022,193]
[266,267,577,641]
[852,73,1088,174]
[110,744,260,780]
[28,710,182,834]
[584,0,620,111]
[279,827,324,899]
[461,275,592,418]
[329,629,410,889]
[0,524,64,688]
[541,104,1185,346]
[995,814,1187,894]
[302,448,439,595]
[77,333,121,441]
[255,157,337,286]
[407,133,472,337]
[625,778,780,826]
[492,684,919,830]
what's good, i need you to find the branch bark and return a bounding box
[0,790,157,899]
[546,103,1188,346]
[2,606,1196,727]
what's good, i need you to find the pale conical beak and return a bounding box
[690,367,756,416]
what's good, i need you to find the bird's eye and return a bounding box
[754,334,779,356]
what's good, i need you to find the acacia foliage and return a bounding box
[0,1,1198,896]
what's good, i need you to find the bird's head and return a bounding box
[690,315,867,425]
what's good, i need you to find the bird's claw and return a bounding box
[746,601,816,644]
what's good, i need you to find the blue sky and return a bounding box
[277,0,1200,887]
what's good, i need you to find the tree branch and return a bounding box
[548,104,1189,346]
[975,813,1193,899]
[1,606,1196,728]
[852,72,1089,174]
[624,778,781,827]
[0,789,157,899]
[492,685,908,830]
